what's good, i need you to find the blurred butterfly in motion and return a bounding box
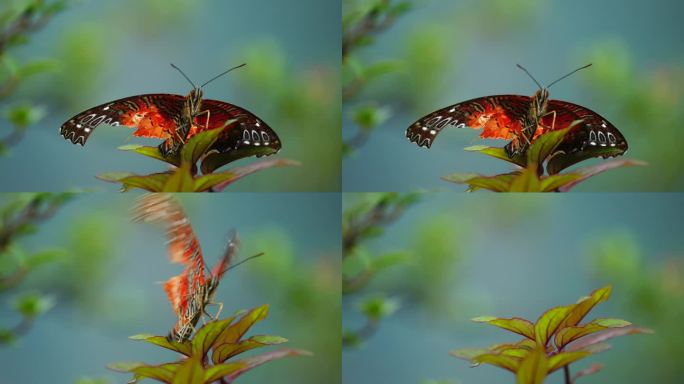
[134,194,246,342]
[406,64,628,159]
[60,63,281,158]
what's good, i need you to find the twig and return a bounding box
[342,0,398,58]
[564,365,571,384]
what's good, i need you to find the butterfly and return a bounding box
[60,64,281,158]
[406,64,628,159]
[133,194,238,342]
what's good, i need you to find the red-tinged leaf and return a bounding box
[200,146,279,174]
[509,169,542,192]
[555,318,631,350]
[546,146,628,174]
[534,305,574,347]
[97,172,171,192]
[442,172,519,192]
[526,126,573,169]
[181,126,227,166]
[215,305,269,346]
[566,326,654,352]
[547,351,591,373]
[162,163,195,192]
[572,363,604,382]
[559,286,612,330]
[195,159,299,192]
[473,316,535,340]
[208,349,312,383]
[516,347,548,384]
[171,357,204,384]
[119,144,180,166]
[191,317,235,357]
[464,145,526,167]
[212,335,288,365]
[539,173,582,192]
[128,334,192,356]
[450,340,535,362]
[473,353,522,372]
[556,159,647,191]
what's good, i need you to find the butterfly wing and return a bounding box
[133,194,208,318]
[60,94,185,145]
[406,95,531,148]
[544,99,628,156]
[210,230,239,283]
[195,99,281,154]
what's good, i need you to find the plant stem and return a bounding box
[564,365,571,384]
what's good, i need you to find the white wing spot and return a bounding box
[430,130,437,135]
[103,106,110,111]
[76,124,82,128]
[84,127,91,133]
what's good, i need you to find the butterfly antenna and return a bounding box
[547,63,592,89]
[225,252,264,273]
[170,63,197,89]
[516,64,543,90]
[201,63,247,88]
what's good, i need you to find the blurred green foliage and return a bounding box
[244,229,341,384]
[0,192,72,345]
[0,0,64,155]
[587,231,684,382]
[581,39,684,190]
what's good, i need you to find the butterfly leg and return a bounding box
[203,301,224,321]
[195,109,211,131]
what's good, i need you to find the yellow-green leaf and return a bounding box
[208,349,312,383]
[516,347,548,384]
[534,305,574,346]
[162,163,195,192]
[119,144,179,166]
[473,353,522,373]
[200,146,280,174]
[212,335,288,364]
[509,169,542,192]
[172,357,204,384]
[526,126,573,168]
[215,305,269,346]
[555,318,631,349]
[558,286,612,330]
[203,362,248,383]
[442,172,519,192]
[191,317,235,357]
[464,145,526,167]
[547,351,591,373]
[97,172,171,192]
[194,159,299,192]
[473,316,535,340]
[128,333,191,356]
[132,363,180,383]
[181,126,227,165]
[539,173,582,192]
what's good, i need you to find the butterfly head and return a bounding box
[532,88,549,116]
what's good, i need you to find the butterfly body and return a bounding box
[60,66,281,158]
[406,66,628,160]
[134,194,237,342]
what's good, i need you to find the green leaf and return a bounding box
[25,249,67,269]
[534,305,574,346]
[547,351,591,373]
[97,172,171,192]
[539,173,582,192]
[128,334,191,356]
[516,347,548,384]
[359,296,400,321]
[172,357,204,384]
[191,317,234,357]
[132,363,180,383]
[464,145,526,167]
[442,172,519,192]
[526,126,573,168]
[13,292,54,318]
[558,286,612,330]
[119,145,179,166]
[473,316,535,340]
[106,361,145,373]
[0,328,17,344]
[212,335,288,364]
[206,349,312,383]
[351,104,391,130]
[6,104,46,128]
[181,126,228,165]
[473,353,522,373]
[199,146,280,173]
[555,318,631,349]
[547,146,628,175]
[215,305,269,346]
[555,159,647,192]
[509,169,542,192]
[17,59,60,79]
[162,163,195,192]
[194,158,299,192]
